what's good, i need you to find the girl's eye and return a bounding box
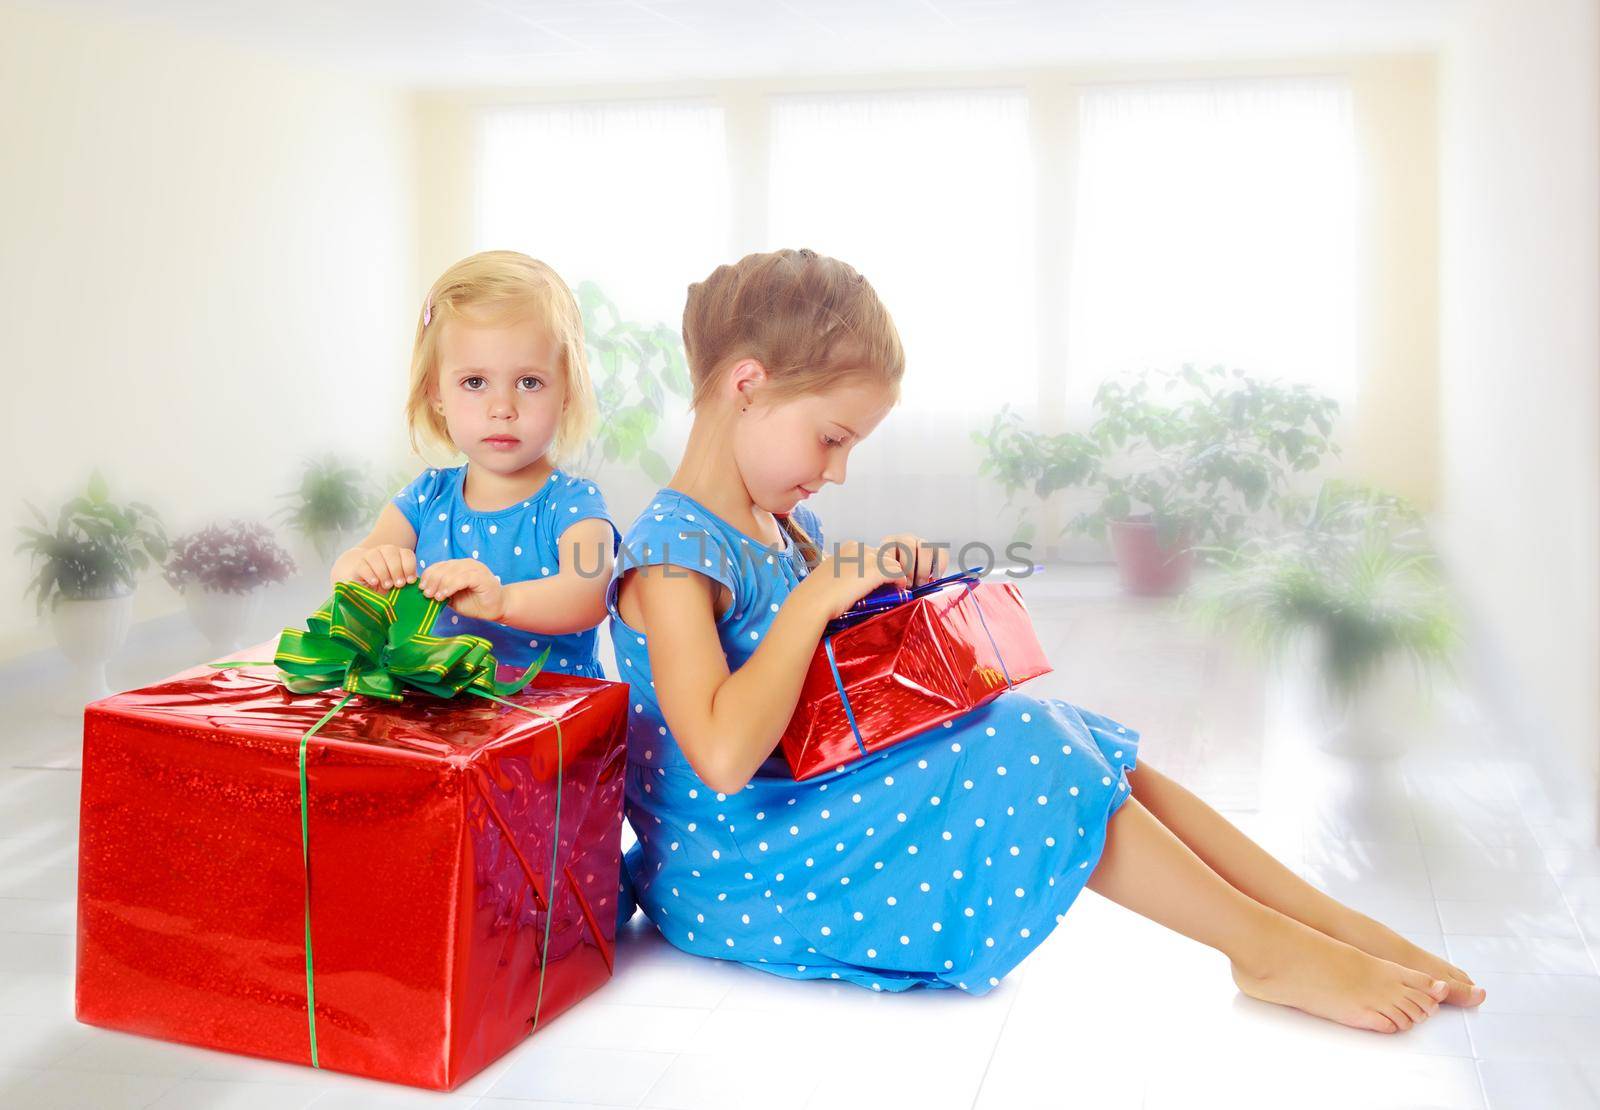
[462,376,486,390]
[518,376,544,391]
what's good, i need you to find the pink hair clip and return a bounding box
[422,295,433,327]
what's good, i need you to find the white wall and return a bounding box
[0,2,417,656]
[1438,0,1600,836]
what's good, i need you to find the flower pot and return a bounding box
[1289,632,1420,761]
[1307,662,1418,761]
[51,593,134,705]
[1107,518,1194,596]
[292,526,362,583]
[184,585,264,657]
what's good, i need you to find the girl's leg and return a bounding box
[1124,762,1484,1007]
[1084,794,1450,1033]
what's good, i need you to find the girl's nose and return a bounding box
[489,392,517,418]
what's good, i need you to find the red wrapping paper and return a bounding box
[780,579,1052,781]
[74,642,628,1091]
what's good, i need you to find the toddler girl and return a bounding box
[333,249,619,679]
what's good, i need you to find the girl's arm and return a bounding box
[418,519,614,634]
[493,518,615,634]
[329,504,418,589]
[634,542,907,794]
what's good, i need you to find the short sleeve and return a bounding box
[553,474,622,554]
[392,468,443,533]
[613,507,741,622]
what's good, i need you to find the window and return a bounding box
[766,89,1037,422]
[1065,77,1359,415]
[476,99,730,328]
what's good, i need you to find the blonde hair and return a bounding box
[405,250,595,466]
[682,248,905,569]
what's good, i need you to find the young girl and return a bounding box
[332,250,620,679]
[606,248,1485,1034]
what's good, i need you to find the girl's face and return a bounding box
[732,370,896,515]
[432,315,566,477]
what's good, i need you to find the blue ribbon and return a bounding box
[822,634,869,757]
[818,568,1018,758]
[963,580,1016,688]
[823,566,984,634]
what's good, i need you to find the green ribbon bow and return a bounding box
[273,578,548,701]
[213,580,562,1070]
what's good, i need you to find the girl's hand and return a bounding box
[801,540,911,621]
[351,544,417,591]
[419,558,504,622]
[877,532,948,587]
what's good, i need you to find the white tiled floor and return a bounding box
[2,566,1598,1108]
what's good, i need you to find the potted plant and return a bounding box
[1188,479,1460,758]
[974,364,1340,595]
[571,281,692,484]
[164,520,296,655]
[277,454,382,566]
[17,470,168,702]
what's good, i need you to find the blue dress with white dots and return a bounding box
[605,488,1140,994]
[393,464,621,679]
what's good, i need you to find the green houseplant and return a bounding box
[277,454,383,563]
[569,281,691,484]
[974,364,1341,595]
[16,470,169,701]
[1189,479,1460,756]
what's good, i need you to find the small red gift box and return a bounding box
[779,578,1052,780]
[75,642,628,1091]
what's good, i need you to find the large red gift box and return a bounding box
[75,643,628,1091]
[779,578,1052,781]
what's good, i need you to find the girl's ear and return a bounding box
[728,359,768,408]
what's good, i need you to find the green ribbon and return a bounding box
[213,580,564,1069]
[272,578,548,702]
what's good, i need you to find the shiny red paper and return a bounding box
[780,580,1052,780]
[75,642,629,1091]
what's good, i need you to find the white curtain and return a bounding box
[1066,76,1359,418]
[476,99,730,327]
[766,89,1037,552]
[472,81,1358,559]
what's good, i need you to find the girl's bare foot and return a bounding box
[1318,908,1486,1007]
[1231,913,1451,1033]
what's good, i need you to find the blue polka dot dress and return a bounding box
[393,464,621,679]
[604,488,1141,995]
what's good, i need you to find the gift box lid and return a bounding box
[88,640,624,766]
